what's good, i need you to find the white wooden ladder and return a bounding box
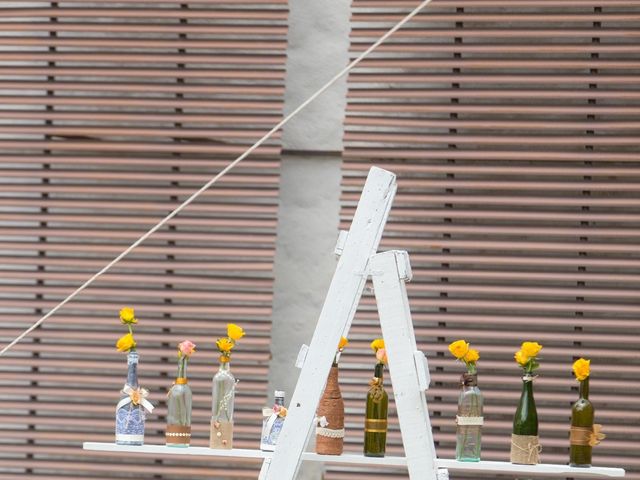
[85,166,625,479]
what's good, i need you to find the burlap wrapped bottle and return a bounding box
[315,365,345,455]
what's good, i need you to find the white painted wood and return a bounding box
[437,460,626,478]
[263,166,397,480]
[334,229,348,256]
[370,250,438,480]
[82,443,625,477]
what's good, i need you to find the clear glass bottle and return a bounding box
[261,390,286,451]
[570,376,594,467]
[166,355,192,447]
[455,373,483,461]
[364,363,388,457]
[210,361,236,449]
[115,350,145,445]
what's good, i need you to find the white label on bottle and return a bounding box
[456,415,484,426]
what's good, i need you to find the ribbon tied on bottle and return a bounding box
[570,424,606,447]
[116,384,154,413]
[315,415,345,439]
[368,377,384,403]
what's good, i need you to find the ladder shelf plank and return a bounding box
[83,443,625,477]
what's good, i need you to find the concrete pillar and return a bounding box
[267,0,351,477]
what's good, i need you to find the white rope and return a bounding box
[0,0,435,357]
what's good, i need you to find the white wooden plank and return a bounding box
[370,250,438,480]
[264,166,397,480]
[82,443,625,477]
[437,460,626,478]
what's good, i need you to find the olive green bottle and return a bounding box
[570,377,593,467]
[364,363,388,457]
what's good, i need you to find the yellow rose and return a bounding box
[119,307,137,325]
[448,340,469,360]
[227,323,245,341]
[521,341,542,358]
[116,333,136,352]
[514,349,529,366]
[370,338,385,352]
[217,337,234,353]
[573,358,590,381]
[338,336,349,350]
[463,348,480,364]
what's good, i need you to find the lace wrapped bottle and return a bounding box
[166,354,192,447]
[455,373,483,461]
[364,363,388,457]
[210,361,236,449]
[316,364,345,455]
[115,350,146,445]
[511,373,540,464]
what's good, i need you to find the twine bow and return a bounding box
[117,384,154,413]
[511,435,541,464]
[368,377,384,403]
[589,424,606,447]
[315,415,329,428]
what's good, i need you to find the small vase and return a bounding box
[261,390,286,451]
[455,373,483,462]
[570,377,594,467]
[115,350,146,445]
[166,356,192,447]
[316,364,345,455]
[210,361,236,449]
[364,363,388,457]
[511,373,540,465]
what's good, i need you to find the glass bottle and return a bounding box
[115,350,145,445]
[210,361,236,449]
[261,390,286,451]
[570,376,594,467]
[316,364,345,455]
[364,363,388,457]
[455,373,483,462]
[166,355,192,447]
[511,373,539,464]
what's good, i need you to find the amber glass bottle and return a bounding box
[570,377,594,467]
[364,363,388,457]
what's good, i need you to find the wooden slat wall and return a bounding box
[335,0,640,479]
[0,1,286,478]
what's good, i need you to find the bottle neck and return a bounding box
[374,362,384,380]
[126,351,139,388]
[579,377,590,399]
[176,356,188,381]
[461,373,478,388]
[219,361,230,372]
[274,396,285,407]
[522,376,534,395]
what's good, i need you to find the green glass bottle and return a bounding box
[510,373,539,464]
[364,363,388,457]
[570,377,593,467]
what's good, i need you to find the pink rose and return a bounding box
[179,340,196,357]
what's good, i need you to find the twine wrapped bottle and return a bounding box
[316,364,345,455]
[510,373,540,464]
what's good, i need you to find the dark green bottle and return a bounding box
[513,374,538,436]
[364,363,388,457]
[570,377,593,467]
[510,374,539,463]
